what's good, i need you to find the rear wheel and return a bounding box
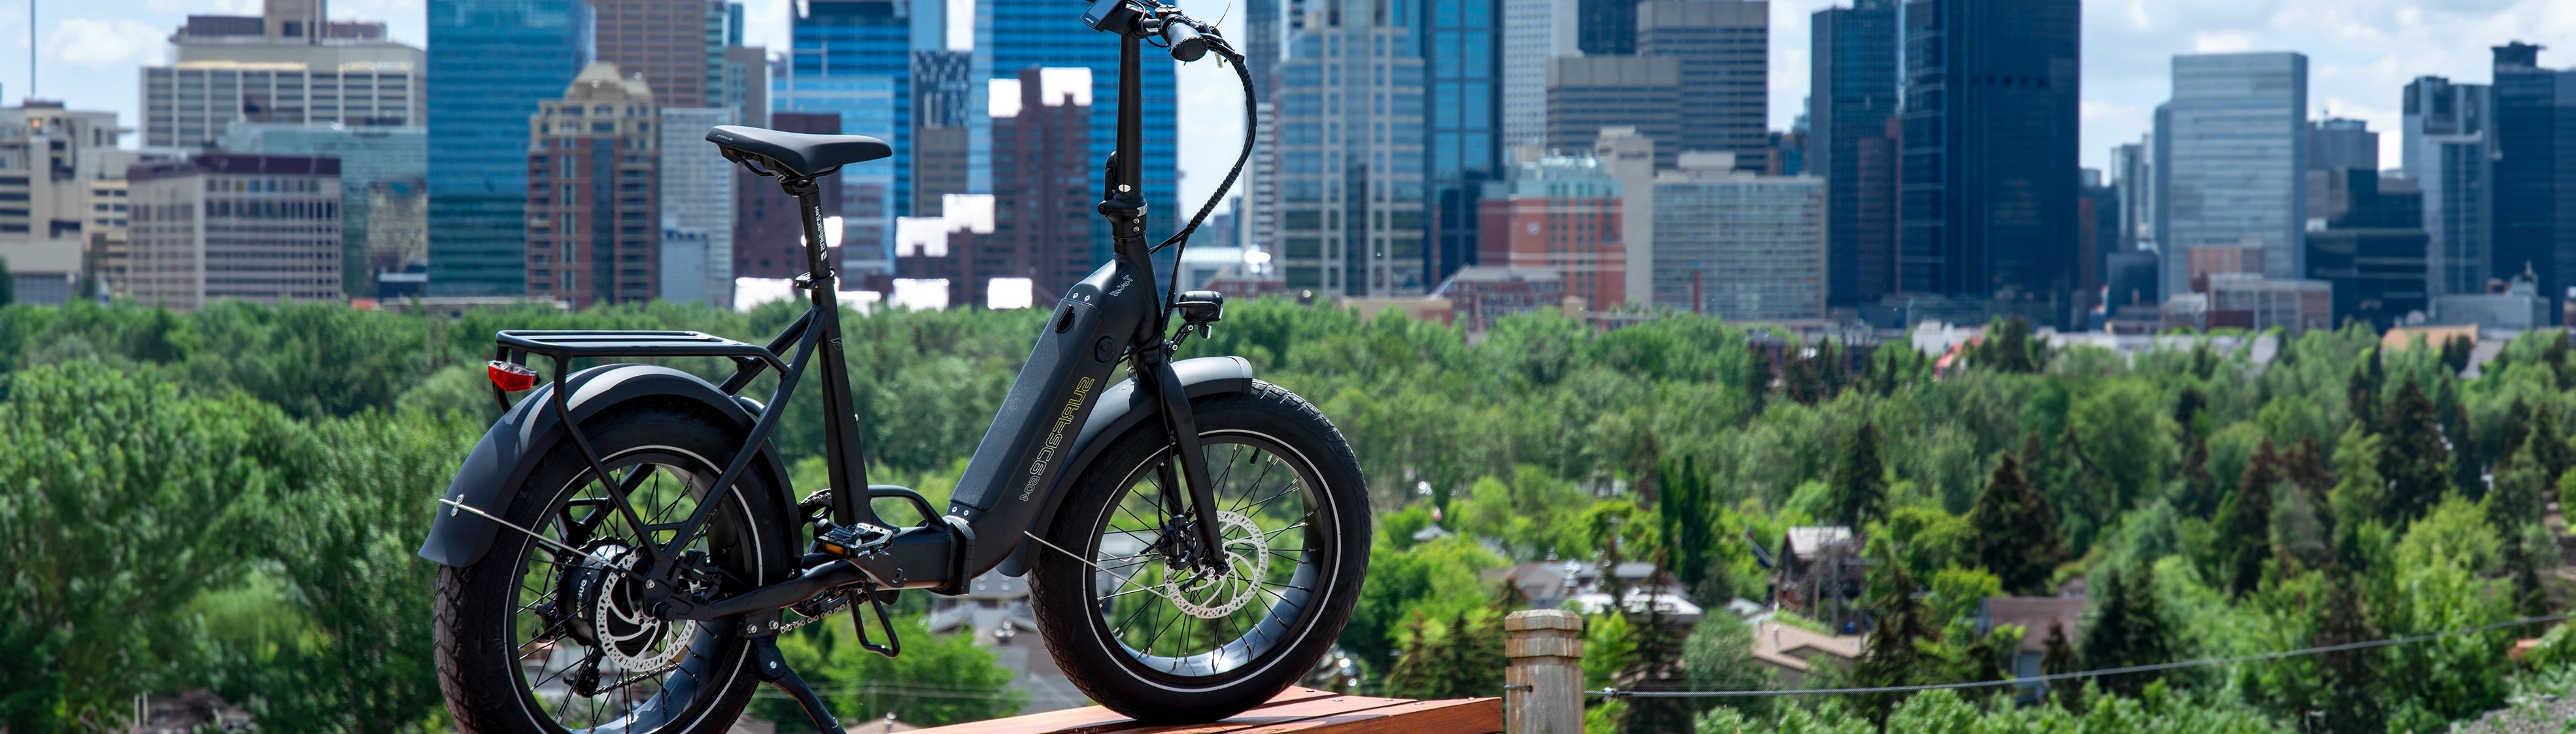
[1028,382,1370,723]
[434,405,793,734]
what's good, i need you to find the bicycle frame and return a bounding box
[420,5,1237,633]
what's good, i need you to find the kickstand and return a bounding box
[751,633,847,734]
[854,588,902,658]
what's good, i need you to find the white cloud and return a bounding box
[42,18,163,69]
[145,0,258,13]
[2188,30,2262,54]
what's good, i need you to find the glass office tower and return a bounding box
[1421,0,1500,284]
[2491,42,2576,318]
[1896,0,2080,323]
[782,0,910,272]
[2152,52,2307,300]
[426,0,594,296]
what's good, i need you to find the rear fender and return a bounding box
[985,356,1255,577]
[416,364,794,568]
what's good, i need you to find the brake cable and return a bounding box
[1149,17,1259,314]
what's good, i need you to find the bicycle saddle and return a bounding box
[705,125,892,178]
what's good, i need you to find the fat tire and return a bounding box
[434,403,792,734]
[1028,381,1370,723]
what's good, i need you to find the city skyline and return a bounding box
[12,0,2576,209]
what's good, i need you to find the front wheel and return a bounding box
[1028,381,1370,723]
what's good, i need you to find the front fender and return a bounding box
[416,364,793,567]
[985,356,1255,577]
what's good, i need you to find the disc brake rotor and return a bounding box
[579,545,698,673]
[1164,510,1267,620]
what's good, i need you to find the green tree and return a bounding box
[2174,435,2220,518]
[1826,420,1887,529]
[2376,376,2451,522]
[1385,607,1508,700]
[0,255,13,309]
[2078,564,2172,697]
[1681,610,1772,722]
[2220,440,2280,596]
[0,363,314,730]
[1967,453,2067,594]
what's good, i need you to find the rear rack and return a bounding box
[488,311,816,410]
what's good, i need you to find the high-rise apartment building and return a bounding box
[0,103,133,305]
[1638,1,1767,161]
[1895,0,2081,321]
[141,3,424,151]
[1476,154,1625,306]
[219,123,428,297]
[126,154,345,310]
[1654,154,1825,320]
[427,0,596,297]
[1270,0,1430,296]
[1811,0,1898,309]
[2403,76,2494,297]
[1421,0,1502,285]
[660,106,734,307]
[2152,52,2307,300]
[1500,0,1578,150]
[987,0,1179,261]
[1544,56,1681,164]
[2491,42,2576,318]
[590,0,722,109]
[524,63,660,309]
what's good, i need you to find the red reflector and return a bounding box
[487,361,539,392]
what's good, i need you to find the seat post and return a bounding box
[783,174,879,531]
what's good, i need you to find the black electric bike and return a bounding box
[418,3,1367,731]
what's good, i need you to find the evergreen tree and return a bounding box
[2501,397,2535,472]
[2441,333,2475,374]
[1967,453,2067,594]
[2347,349,2384,428]
[2039,620,2078,704]
[1385,608,1507,700]
[2078,564,2172,697]
[2314,559,2386,733]
[2222,440,2282,597]
[2376,376,2452,523]
[1827,421,1887,529]
[2172,386,2209,438]
[2175,435,2220,518]
[1978,316,2040,373]
[2530,405,2575,482]
[0,256,12,309]
[1657,456,1723,605]
[1850,564,1934,725]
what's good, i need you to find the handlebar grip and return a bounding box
[1162,21,1208,61]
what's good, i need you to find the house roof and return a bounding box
[1782,527,1856,559]
[1979,596,2084,654]
[1748,622,1864,672]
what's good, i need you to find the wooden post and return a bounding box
[1504,609,1584,734]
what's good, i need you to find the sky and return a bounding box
[9,0,2576,210]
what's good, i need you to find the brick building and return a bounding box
[1476,153,1625,307]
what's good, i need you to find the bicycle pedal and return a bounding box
[814,522,895,558]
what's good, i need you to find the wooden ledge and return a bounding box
[910,687,1502,734]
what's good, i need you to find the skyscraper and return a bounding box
[734,112,845,279]
[780,0,910,276]
[2152,52,2306,301]
[661,105,735,307]
[427,0,595,297]
[2308,118,2377,173]
[2305,170,2427,329]
[525,63,660,309]
[1577,0,1639,55]
[1636,1,1767,161]
[2490,41,2576,316]
[1270,0,1429,296]
[986,0,1179,265]
[142,5,424,151]
[1544,56,1681,165]
[1420,0,1502,285]
[590,0,722,108]
[1811,0,1897,309]
[1499,0,1576,150]
[895,68,1096,307]
[2402,76,2493,297]
[1895,0,2080,320]
[218,123,428,297]
[1654,154,1825,319]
